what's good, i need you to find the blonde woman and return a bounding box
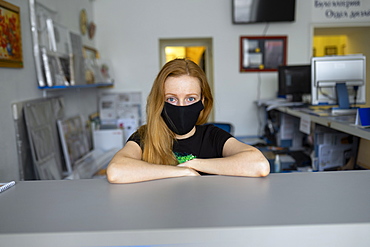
[107,58,270,183]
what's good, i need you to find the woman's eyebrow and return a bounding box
[165,92,199,96]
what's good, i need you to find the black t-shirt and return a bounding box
[128,124,233,163]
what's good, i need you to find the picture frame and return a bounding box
[240,36,287,72]
[57,115,90,174]
[83,46,104,84]
[41,47,69,87]
[45,19,71,86]
[0,0,23,68]
[97,59,115,83]
[83,45,99,59]
[69,32,85,85]
[46,19,70,56]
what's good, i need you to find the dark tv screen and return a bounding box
[233,0,296,24]
[278,65,311,102]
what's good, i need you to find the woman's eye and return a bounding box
[187,97,196,102]
[166,97,177,103]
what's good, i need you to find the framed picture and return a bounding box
[97,59,115,83]
[240,36,287,72]
[69,32,85,85]
[83,46,104,84]
[46,19,70,56]
[41,47,69,87]
[57,115,90,174]
[44,19,72,86]
[83,45,99,59]
[0,1,23,68]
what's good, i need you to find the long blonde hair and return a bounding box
[138,58,213,165]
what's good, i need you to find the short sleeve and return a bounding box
[127,131,141,146]
[207,125,233,156]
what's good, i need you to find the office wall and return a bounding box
[0,0,38,181]
[93,0,313,137]
[0,0,98,181]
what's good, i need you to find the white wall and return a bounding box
[0,0,38,181]
[93,0,313,137]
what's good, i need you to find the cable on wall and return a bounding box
[256,22,270,137]
[256,72,264,137]
[262,23,270,36]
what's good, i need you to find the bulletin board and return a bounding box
[240,36,287,72]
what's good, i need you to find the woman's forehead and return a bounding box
[164,75,201,94]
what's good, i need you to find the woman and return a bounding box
[107,58,270,183]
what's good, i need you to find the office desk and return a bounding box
[1,172,370,246]
[277,106,370,141]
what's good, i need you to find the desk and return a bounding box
[277,106,370,141]
[1,172,370,246]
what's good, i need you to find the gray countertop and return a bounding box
[1,171,370,246]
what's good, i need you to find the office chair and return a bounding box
[205,122,234,135]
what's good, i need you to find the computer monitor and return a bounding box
[278,65,311,102]
[311,55,366,107]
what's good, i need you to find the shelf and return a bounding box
[38,83,114,90]
[276,106,370,141]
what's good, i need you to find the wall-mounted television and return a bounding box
[232,0,296,24]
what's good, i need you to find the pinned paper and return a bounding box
[299,114,311,135]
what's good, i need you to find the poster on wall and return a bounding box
[312,0,370,23]
[99,92,142,140]
[0,1,23,68]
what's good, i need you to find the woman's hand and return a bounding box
[177,138,270,177]
[177,164,201,176]
[107,141,202,183]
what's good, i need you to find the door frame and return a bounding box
[310,23,370,107]
[159,38,214,121]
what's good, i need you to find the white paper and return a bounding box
[99,94,117,120]
[299,114,311,135]
[280,114,295,139]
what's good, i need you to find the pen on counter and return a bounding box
[0,181,16,193]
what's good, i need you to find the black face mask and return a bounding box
[161,101,204,135]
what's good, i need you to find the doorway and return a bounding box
[159,38,214,121]
[312,25,370,107]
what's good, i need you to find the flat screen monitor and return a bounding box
[278,65,311,102]
[232,0,296,24]
[311,55,366,106]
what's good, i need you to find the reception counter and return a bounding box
[1,171,370,246]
